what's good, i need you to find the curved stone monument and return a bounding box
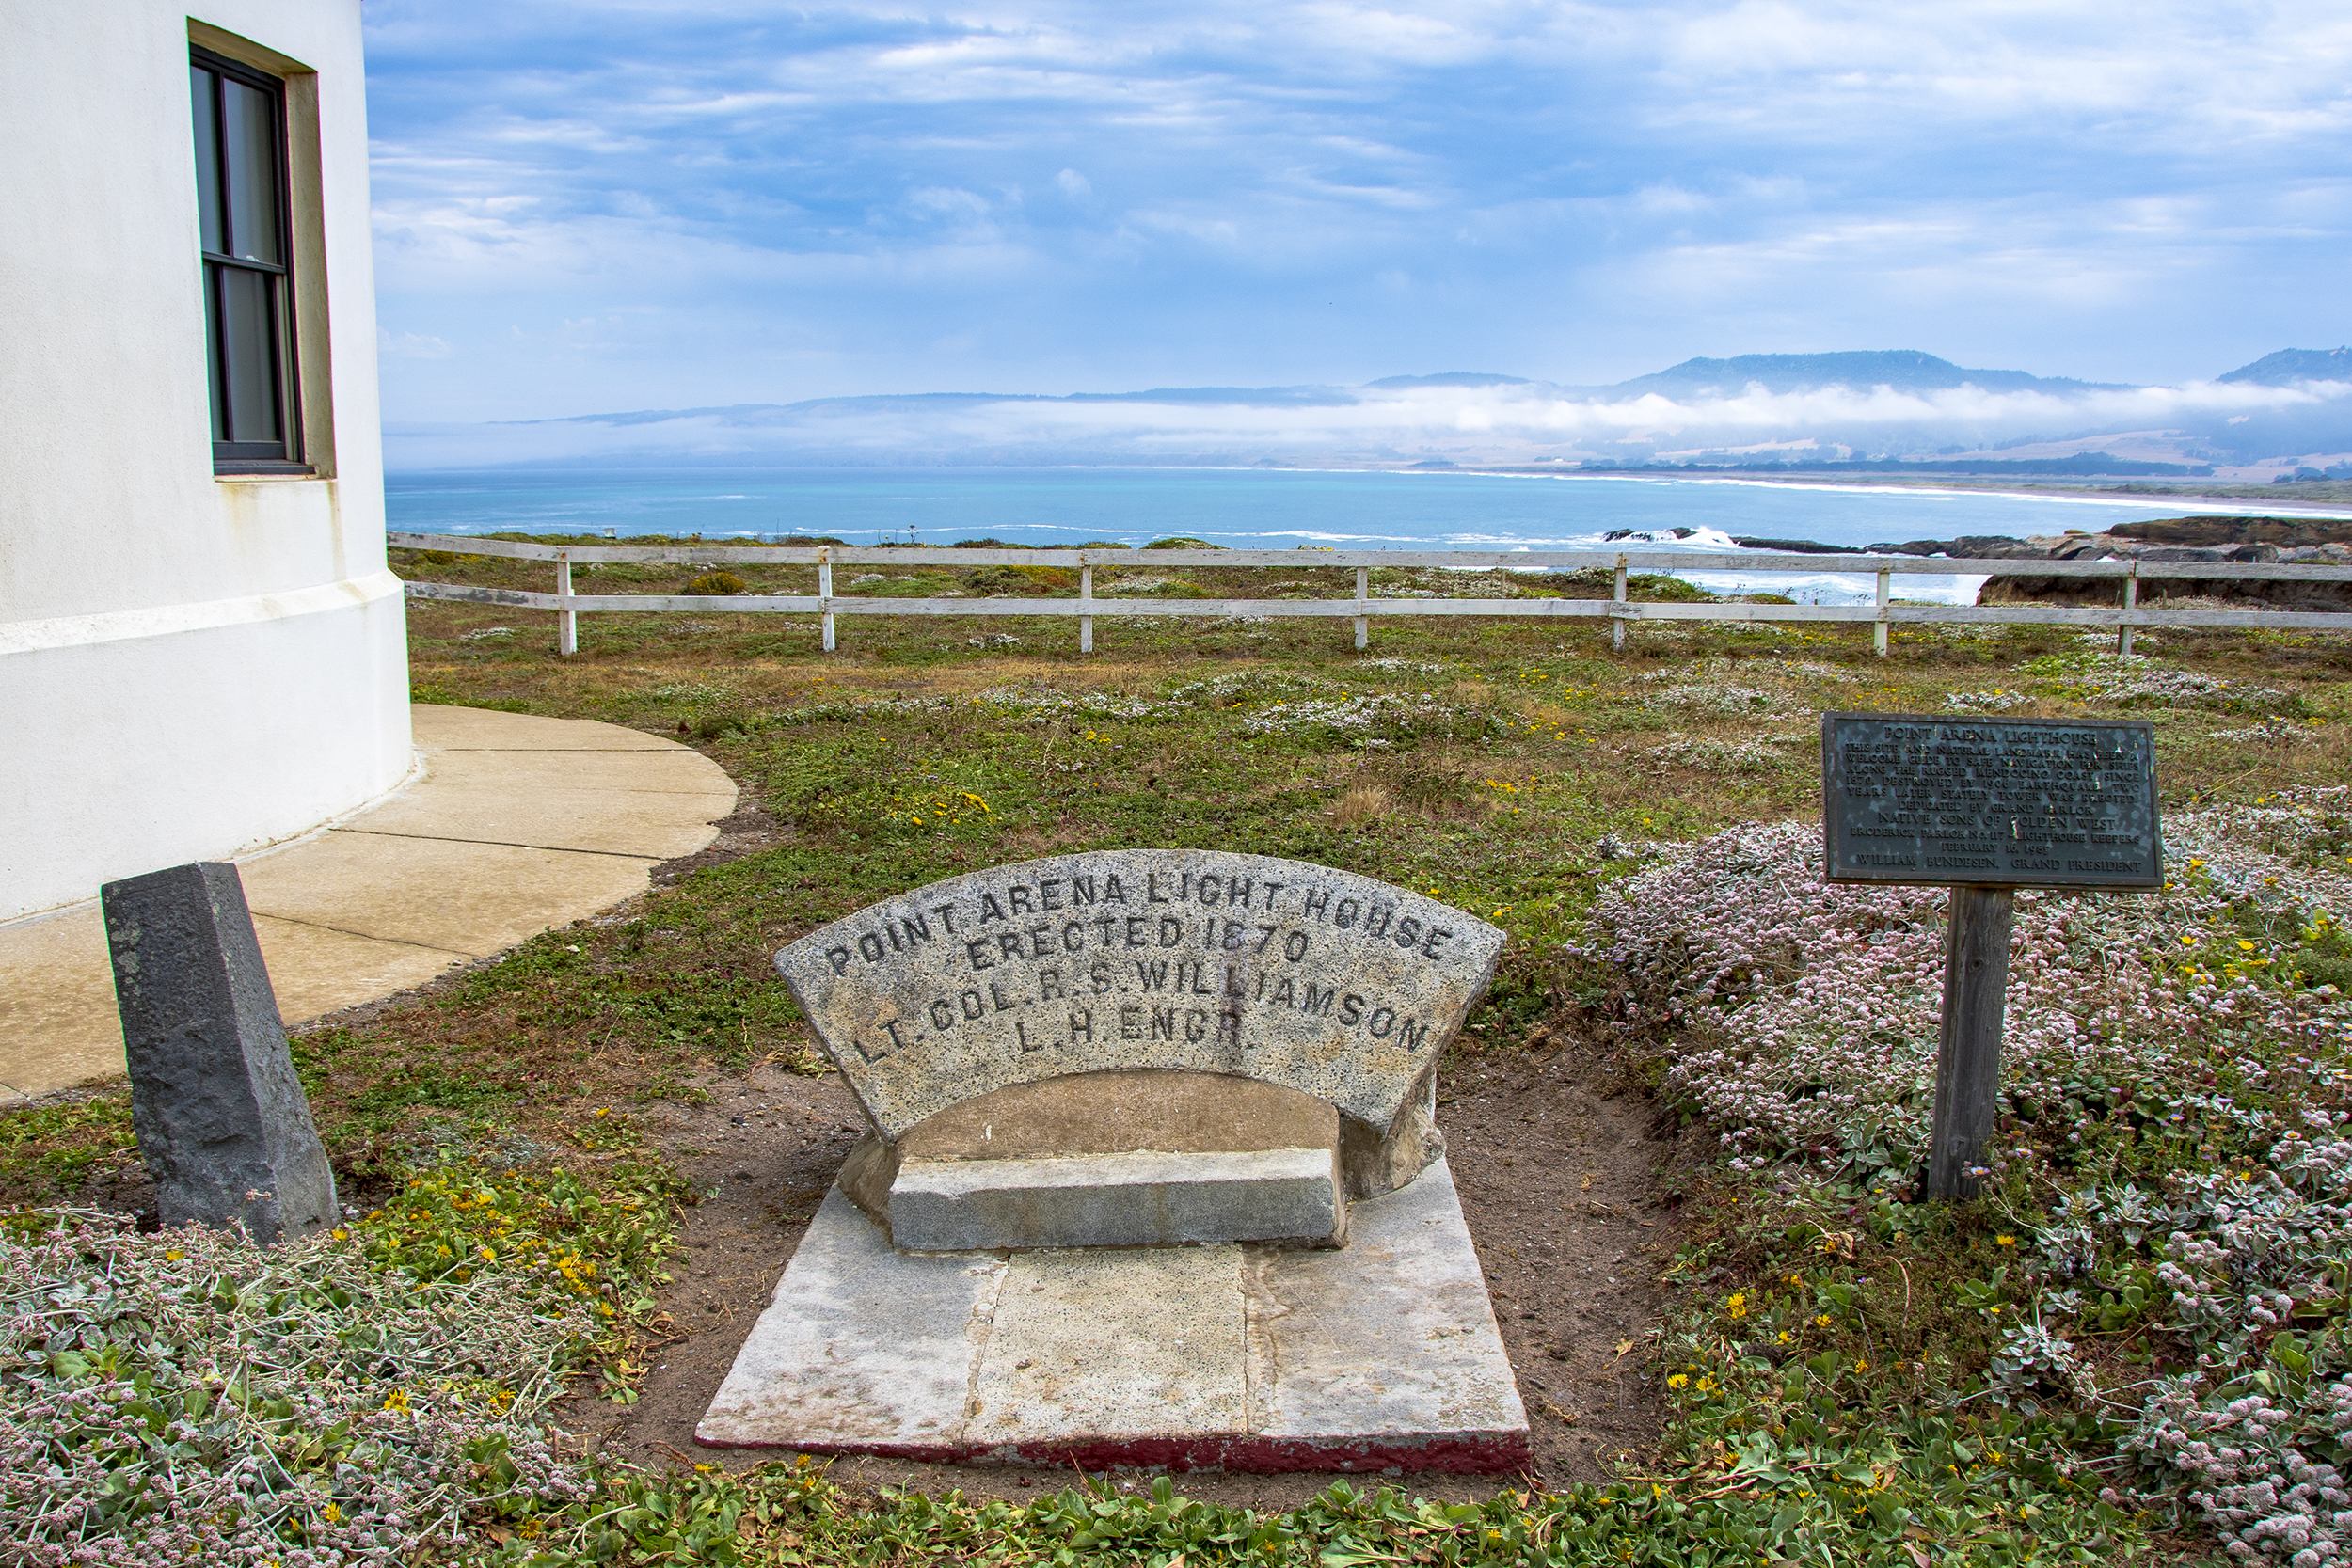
[774,850,1504,1249]
[702,852,1528,1472]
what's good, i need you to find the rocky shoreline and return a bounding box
[1740,515,2352,611]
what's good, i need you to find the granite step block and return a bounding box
[888,1147,1343,1251]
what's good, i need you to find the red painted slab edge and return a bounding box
[696,1428,1532,1475]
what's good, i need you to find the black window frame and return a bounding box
[191,46,308,474]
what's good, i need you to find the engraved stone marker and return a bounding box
[775,850,1504,1247]
[102,863,338,1243]
[778,850,1503,1138]
[1820,714,2162,1200]
[709,852,1525,1466]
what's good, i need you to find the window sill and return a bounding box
[214,461,318,478]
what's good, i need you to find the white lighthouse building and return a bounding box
[2,1,410,920]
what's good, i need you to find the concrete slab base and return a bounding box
[696,1159,1528,1473]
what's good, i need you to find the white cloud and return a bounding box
[383,372,2352,470]
[360,0,2352,419]
[908,186,995,221]
[377,328,454,358]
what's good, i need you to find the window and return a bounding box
[191,48,302,469]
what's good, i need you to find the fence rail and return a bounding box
[387,531,2352,657]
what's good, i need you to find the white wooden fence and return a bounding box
[387,531,2352,657]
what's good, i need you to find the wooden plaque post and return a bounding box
[1927,886,2014,1200]
[1820,714,2161,1203]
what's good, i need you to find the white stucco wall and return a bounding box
[0,0,410,922]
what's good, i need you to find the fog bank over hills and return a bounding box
[383,350,2352,479]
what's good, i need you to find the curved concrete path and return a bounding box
[0,705,736,1103]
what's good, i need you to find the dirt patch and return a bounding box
[1438,1043,1669,1482]
[647,799,790,889]
[576,1034,1672,1509]
[553,1057,869,1465]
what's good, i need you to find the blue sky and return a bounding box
[362,1,2352,424]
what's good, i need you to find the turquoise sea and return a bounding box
[385,466,2313,606]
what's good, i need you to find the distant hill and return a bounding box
[507,351,2314,433]
[385,345,2352,473]
[505,386,1360,426]
[1364,372,1536,389]
[1601,351,2121,398]
[2218,348,2352,387]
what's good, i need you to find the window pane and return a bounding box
[190,68,222,255]
[218,266,281,443]
[201,264,228,439]
[222,79,280,265]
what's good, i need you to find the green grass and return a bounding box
[8,542,2351,1562]
[0,1098,133,1191]
[469,1460,2135,1566]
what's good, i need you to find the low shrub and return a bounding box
[1581,795,2352,1559]
[0,1209,596,1565]
[961,563,1076,594]
[2020,652,2304,714]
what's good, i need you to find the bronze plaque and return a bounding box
[1820,713,2161,888]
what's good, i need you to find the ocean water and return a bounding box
[385,466,2308,606]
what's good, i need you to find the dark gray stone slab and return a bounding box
[1820,713,2161,888]
[102,863,337,1242]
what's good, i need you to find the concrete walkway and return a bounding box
[0,705,736,1103]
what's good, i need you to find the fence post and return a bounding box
[2119,563,2139,657]
[1611,556,1629,651]
[556,553,577,656]
[1354,566,1369,651]
[1874,568,1891,657]
[818,546,836,654]
[1079,561,1094,655]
